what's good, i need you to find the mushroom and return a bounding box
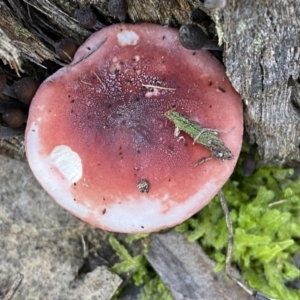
[179,24,223,51]
[25,23,243,233]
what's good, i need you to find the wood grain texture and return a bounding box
[213,0,300,165]
[145,231,253,300]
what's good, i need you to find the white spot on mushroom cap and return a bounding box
[145,88,161,98]
[50,145,82,183]
[117,30,139,46]
[25,122,89,219]
[133,55,140,61]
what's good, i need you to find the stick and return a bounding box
[218,190,275,300]
[3,273,24,300]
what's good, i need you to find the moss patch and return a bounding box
[177,150,300,300]
[110,236,172,299]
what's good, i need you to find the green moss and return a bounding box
[176,151,300,299]
[109,236,172,299]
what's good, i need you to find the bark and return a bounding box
[212,0,300,165]
[0,0,299,165]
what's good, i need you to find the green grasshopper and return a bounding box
[164,110,233,166]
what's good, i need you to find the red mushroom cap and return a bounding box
[25,23,243,233]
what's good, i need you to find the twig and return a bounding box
[218,189,233,276]
[142,84,176,91]
[92,71,106,90]
[218,190,275,300]
[3,273,24,300]
[70,38,107,67]
[23,0,76,21]
[80,76,93,86]
[80,234,89,259]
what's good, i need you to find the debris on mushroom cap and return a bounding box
[25,23,243,233]
[137,179,150,193]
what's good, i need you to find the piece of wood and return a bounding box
[212,0,300,165]
[3,274,23,300]
[145,231,253,300]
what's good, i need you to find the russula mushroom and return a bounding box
[25,23,243,233]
